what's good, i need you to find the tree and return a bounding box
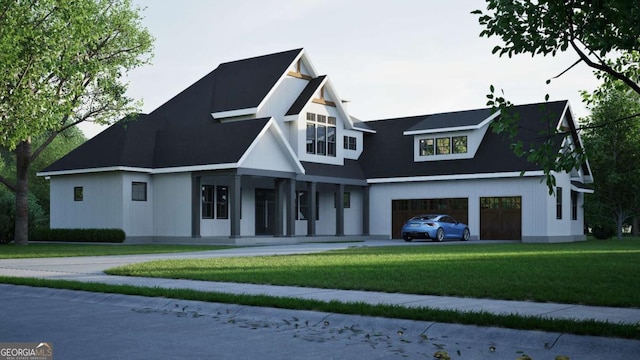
[472,1,640,192]
[581,87,640,239]
[0,0,153,245]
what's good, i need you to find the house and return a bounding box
[38,48,593,244]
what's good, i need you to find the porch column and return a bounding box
[286,179,296,236]
[274,179,284,237]
[307,181,316,236]
[230,174,241,238]
[191,175,201,238]
[335,184,345,236]
[362,186,370,235]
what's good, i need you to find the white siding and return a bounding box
[153,173,191,237]
[241,126,299,173]
[49,173,124,230]
[369,176,550,240]
[123,173,153,236]
[257,76,309,131]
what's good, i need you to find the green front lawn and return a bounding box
[107,239,640,308]
[0,244,232,258]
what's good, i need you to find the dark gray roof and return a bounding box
[404,108,493,133]
[286,75,326,116]
[212,49,302,114]
[359,101,570,179]
[42,49,298,172]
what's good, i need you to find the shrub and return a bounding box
[30,228,126,243]
[0,190,47,244]
[592,224,616,240]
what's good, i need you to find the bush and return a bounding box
[0,190,47,244]
[592,224,616,240]
[30,228,126,243]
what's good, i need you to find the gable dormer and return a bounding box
[404,109,499,162]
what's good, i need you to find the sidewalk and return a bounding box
[1,240,639,325]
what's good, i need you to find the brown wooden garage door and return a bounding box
[391,198,468,239]
[480,196,521,240]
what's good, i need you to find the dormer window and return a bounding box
[420,136,468,157]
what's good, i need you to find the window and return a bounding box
[421,136,467,156]
[317,125,326,155]
[452,136,467,154]
[202,185,214,219]
[216,186,228,219]
[556,187,563,219]
[306,123,316,154]
[74,187,83,201]
[344,136,357,150]
[571,191,578,221]
[295,191,319,220]
[327,126,336,156]
[306,112,336,157]
[334,192,351,208]
[419,138,434,156]
[132,182,147,201]
[436,137,451,155]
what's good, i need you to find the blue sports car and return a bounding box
[401,214,470,242]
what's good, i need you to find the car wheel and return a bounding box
[461,228,470,241]
[436,228,445,242]
[403,235,412,242]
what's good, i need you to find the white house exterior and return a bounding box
[39,49,593,244]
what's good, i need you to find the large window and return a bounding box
[202,185,229,219]
[556,187,563,220]
[132,182,147,201]
[306,112,336,157]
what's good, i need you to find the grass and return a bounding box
[1,276,638,340]
[0,243,232,258]
[106,239,640,308]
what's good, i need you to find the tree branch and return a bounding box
[570,39,640,95]
[0,173,16,193]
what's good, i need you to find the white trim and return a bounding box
[211,107,258,119]
[237,118,306,174]
[403,110,500,136]
[570,184,594,194]
[367,170,545,184]
[38,163,240,177]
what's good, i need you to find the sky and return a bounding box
[80,0,601,138]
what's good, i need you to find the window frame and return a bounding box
[74,187,83,202]
[202,185,214,219]
[131,182,147,202]
[436,137,451,155]
[571,191,578,221]
[419,138,435,156]
[556,187,563,220]
[452,136,467,154]
[216,185,229,219]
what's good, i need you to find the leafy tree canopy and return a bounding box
[473,0,640,192]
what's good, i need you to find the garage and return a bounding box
[480,196,522,240]
[391,198,468,239]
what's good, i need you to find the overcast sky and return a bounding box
[80,0,601,138]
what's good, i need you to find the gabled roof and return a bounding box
[403,108,496,135]
[286,75,326,116]
[360,101,573,181]
[211,48,303,117]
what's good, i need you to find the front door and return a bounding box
[255,189,275,235]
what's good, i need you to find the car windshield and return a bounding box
[411,215,438,221]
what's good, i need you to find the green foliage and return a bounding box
[0,0,154,150]
[473,1,640,192]
[581,85,640,238]
[30,228,126,243]
[0,189,46,244]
